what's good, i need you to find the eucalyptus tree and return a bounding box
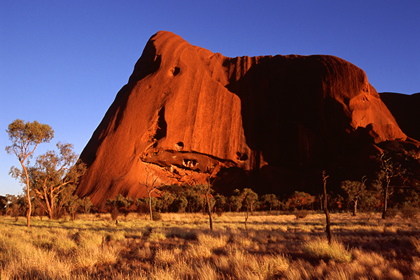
[6,119,54,227]
[260,194,280,213]
[341,177,367,216]
[30,142,86,219]
[240,188,258,232]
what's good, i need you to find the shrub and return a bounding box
[294,210,309,219]
[166,227,198,240]
[152,211,162,221]
[286,191,315,210]
[386,207,399,218]
[215,208,223,217]
[400,205,418,220]
[110,207,119,221]
[148,229,167,242]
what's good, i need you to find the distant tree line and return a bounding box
[0,190,92,221]
[102,179,418,221]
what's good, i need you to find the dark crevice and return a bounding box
[155,107,167,140]
[236,152,248,161]
[175,142,184,150]
[171,67,181,76]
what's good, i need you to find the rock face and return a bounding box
[76,31,407,209]
[380,92,420,141]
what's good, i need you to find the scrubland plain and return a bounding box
[1,212,419,279]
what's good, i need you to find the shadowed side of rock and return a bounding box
[380,92,420,141]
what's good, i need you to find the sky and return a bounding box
[1,0,419,196]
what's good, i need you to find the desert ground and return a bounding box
[1,211,419,279]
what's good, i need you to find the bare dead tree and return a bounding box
[140,165,160,221]
[204,165,223,231]
[204,181,213,231]
[377,153,404,219]
[322,170,332,244]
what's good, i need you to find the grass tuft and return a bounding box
[303,238,352,263]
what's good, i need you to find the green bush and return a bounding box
[152,212,162,221]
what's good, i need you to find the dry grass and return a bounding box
[0,212,419,279]
[303,237,352,263]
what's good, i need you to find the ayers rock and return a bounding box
[76,31,411,209]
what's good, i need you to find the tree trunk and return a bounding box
[382,184,389,219]
[44,190,53,220]
[49,195,55,220]
[352,199,358,216]
[244,208,249,233]
[26,195,32,227]
[205,191,213,231]
[148,192,153,221]
[319,194,323,211]
[322,171,332,244]
[23,164,31,228]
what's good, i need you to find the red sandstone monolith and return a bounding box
[76,31,407,209]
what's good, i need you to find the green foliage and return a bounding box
[159,192,175,212]
[79,197,93,214]
[260,194,280,212]
[152,211,162,221]
[214,194,227,212]
[30,143,86,219]
[56,186,93,220]
[171,196,188,213]
[136,199,149,215]
[341,180,366,202]
[158,184,215,213]
[0,196,6,215]
[142,196,159,210]
[375,152,406,219]
[4,194,26,219]
[341,179,367,215]
[5,119,54,162]
[108,194,133,209]
[359,182,382,212]
[106,194,134,219]
[228,190,243,212]
[241,188,258,212]
[5,119,54,227]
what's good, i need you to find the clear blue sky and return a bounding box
[1,0,419,196]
